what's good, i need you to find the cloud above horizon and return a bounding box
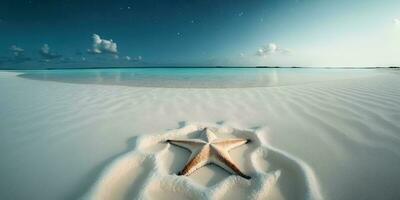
[39,44,62,59]
[394,18,400,26]
[10,45,25,57]
[5,44,31,63]
[124,55,143,62]
[88,34,118,54]
[256,43,290,57]
[10,45,24,52]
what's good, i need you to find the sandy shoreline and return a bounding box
[0,70,400,199]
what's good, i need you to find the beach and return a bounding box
[0,69,400,200]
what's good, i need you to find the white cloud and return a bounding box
[261,43,278,54]
[88,34,118,54]
[124,55,143,62]
[10,45,24,52]
[41,44,50,54]
[256,43,291,57]
[8,45,30,62]
[39,44,62,59]
[394,18,400,26]
[10,45,25,57]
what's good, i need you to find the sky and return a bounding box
[0,0,400,68]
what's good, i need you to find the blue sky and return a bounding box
[0,0,399,68]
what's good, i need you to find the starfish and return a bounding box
[166,128,251,179]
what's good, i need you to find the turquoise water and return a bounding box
[17,68,377,88]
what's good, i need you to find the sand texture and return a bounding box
[0,70,399,199]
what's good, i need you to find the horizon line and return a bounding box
[1,66,399,70]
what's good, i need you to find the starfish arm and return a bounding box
[178,147,210,176]
[166,139,205,151]
[212,149,251,179]
[213,138,249,151]
[203,128,218,142]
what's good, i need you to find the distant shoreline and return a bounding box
[0,66,399,70]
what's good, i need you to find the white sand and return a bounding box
[0,70,400,200]
[83,124,321,200]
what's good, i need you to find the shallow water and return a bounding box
[17,68,376,88]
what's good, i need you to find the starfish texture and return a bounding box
[166,128,251,179]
